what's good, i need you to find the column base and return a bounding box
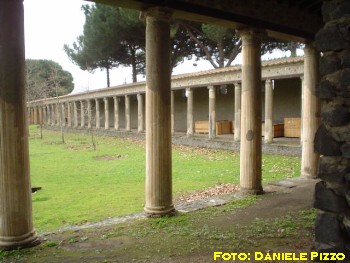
[0,230,40,250]
[144,205,176,217]
[240,186,264,195]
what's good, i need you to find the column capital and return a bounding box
[208,85,216,91]
[141,7,172,21]
[234,82,241,88]
[236,28,266,45]
[304,42,317,57]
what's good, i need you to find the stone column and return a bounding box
[301,44,320,178]
[125,95,131,131]
[208,85,216,139]
[238,29,263,194]
[0,0,38,249]
[51,105,55,125]
[61,103,65,127]
[47,105,51,125]
[87,100,92,129]
[234,82,241,141]
[67,102,71,127]
[144,8,174,216]
[33,107,38,124]
[73,101,78,128]
[186,88,194,137]
[55,104,59,126]
[80,101,85,128]
[42,106,47,125]
[137,93,144,133]
[171,90,175,136]
[104,97,109,129]
[95,99,100,129]
[113,96,119,130]
[264,79,274,144]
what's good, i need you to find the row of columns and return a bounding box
[31,95,145,133]
[1,2,320,249]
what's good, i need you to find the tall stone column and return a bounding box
[104,97,109,129]
[238,28,263,194]
[33,107,38,124]
[61,103,65,127]
[95,98,100,129]
[47,105,51,125]
[0,0,38,249]
[301,44,320,178]
[234,82,241,141]
[125,95,131,131]
[113,96,119,130]
[55,104,59,126]
[186,88,194,137]
[137,93,144,133]
[171,90,175,136]
[73,101,78,128]
[51,105,55,125]
[80,101,85,128]
[208,85,216,139]
[42,106,47,125]
[144,8,174,216]
[87,100,92,129]
[264,79,274,144]
[67,102,71,127]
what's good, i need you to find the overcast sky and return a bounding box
[23,0,296,94]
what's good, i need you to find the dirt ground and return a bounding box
[2,178,318,263]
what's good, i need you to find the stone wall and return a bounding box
[314,0,350,256]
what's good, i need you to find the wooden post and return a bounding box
[137,93,144,133]
[104,97,109,129]
[113,96,119,130]
[264,79,273,144]
[186,88,194,137]
[171,90,175,136]
[95,98,100,129]
[0,0,38,249]
[144,8,174,216]
[208,85,216,139]
[125,95,131,131]
[238,28,263,194]
[301,44,320,178]
[234,82,241,141]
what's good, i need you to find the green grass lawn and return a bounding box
[28,125,300,232]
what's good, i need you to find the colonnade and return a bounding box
[2,1,320,249]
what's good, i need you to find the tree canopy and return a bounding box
[26,59,74,101]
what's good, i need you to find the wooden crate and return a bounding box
[195,120,233,135]
[262,123,284,138]
[284,118,301,138]
[216,120,233,135]
[195,121,209,133]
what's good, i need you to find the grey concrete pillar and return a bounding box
[113,96,119,130]
[0,0,38,249]
[137,93,144,133]
[144,8,174,216]
[208,85,216,139]
[104,97,109,129]
[264,79,274,144]
[301,44,320,178]
[234,82,241,142]
[125,95,131,131]
[238,28,263,194]
[186,88,194,137]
